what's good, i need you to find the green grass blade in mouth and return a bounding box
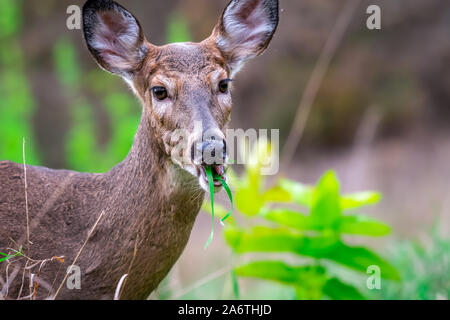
[204,166,234,249]
[218,176,233,224]
[204,166,216,249]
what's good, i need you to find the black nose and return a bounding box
[191,138,227,166]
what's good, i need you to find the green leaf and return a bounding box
[260,208,310,230]
[294,283,324,300]
[322,243,401,280]
[235,261,326,285]
[224,226,338,256]
[260,209,390,237]
[262,185,291,203]
[294,269,328,300]
[341,192,382,209]
[234,142,286,215]
[235,187,264,216]
[224,227,400,280]
[236,260,328,300]
[279,179,313,207]
[310,171,341,229]
[323,278,366,300]
[340,215,391,236]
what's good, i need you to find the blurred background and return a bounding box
[0,0,449,299]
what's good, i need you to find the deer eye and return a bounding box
[218,79,231,94]
[152,86,168,101]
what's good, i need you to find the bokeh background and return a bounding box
[0,0,449,299]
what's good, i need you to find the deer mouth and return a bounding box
[199,165,226,190]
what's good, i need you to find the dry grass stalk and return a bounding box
[52,210,106,300]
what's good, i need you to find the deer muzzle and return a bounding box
[191,138,227,189]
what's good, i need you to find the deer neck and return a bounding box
[106,110,205,223]
[87,110,205,298]
[52,110,205,299]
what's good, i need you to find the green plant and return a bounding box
[204,166,234,249]
[0,246,24,263]
[166,10,191,43]
[0,0,40,165]
[53,37,140,172]
[375,225,449,300]
[204,142,400,300]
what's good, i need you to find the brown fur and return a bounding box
[0,0,278,300]
[0,43,225,300]
[0,116,204,299]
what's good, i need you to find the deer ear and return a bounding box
[212,0,279,76]
[82,0,148,78]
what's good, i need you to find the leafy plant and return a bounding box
[204,142,400,300]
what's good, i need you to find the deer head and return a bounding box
[82,0,279,191]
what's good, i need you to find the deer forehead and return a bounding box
[149,42,228,84]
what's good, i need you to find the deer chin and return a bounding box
[171,160,226,193]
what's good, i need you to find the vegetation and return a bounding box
[0,1,448,300]
[53,37,139,172]
[0,0,40,165]
[202,142,399,300]
[0,246,24,263]
[375,226,450,300]
[204,166,233,249]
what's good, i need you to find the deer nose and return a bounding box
[191,138,227,166]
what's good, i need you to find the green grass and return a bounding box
[204,166,234,249]
[0,246,24,263]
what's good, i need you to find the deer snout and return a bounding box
[191,137,228,190]
[191,138,227,166]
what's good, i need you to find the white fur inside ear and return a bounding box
[90,10,144,75]
[217,0,274,75]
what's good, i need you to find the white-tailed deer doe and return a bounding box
[0,0,278,299]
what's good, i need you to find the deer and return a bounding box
[0,0,279,300]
